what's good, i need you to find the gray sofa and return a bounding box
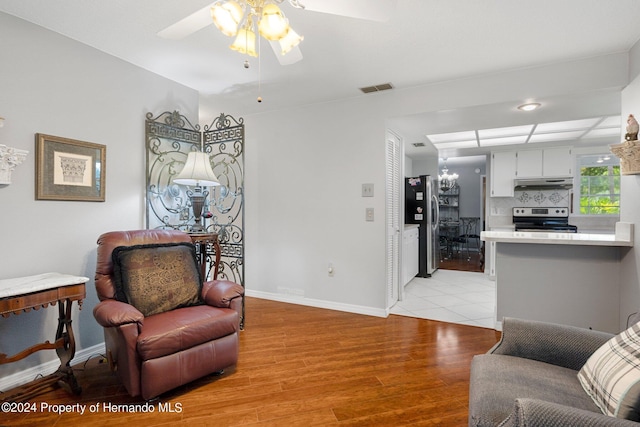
[469,317,640,427]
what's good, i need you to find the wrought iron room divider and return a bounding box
[145,111,244,324]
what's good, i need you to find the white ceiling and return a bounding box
[2,0,640,159]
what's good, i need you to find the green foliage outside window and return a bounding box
[579,165,620,214]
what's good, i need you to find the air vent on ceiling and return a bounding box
[412,142,426,147]
[359,83,394,94]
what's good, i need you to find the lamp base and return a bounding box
[188,189,208,233]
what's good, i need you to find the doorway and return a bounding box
[436,156,486,273]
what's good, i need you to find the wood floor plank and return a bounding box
[1,297,500,426]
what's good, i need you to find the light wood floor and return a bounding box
[3,297,500,426]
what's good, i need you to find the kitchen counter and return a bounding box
[484,221,634,334]
[481,222,634,247]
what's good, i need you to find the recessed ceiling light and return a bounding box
[517,103,541,112]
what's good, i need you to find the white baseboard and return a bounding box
[245,290,388,318]
[0,342,106,393]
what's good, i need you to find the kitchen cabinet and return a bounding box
[542,147,573,177]
[516,150,543,178]
[403,226,419,286]
[516,147,573,178]
[490,151,516,197]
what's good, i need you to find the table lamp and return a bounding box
[173,151,220,232]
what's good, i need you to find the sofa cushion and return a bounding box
[578,321,640,420]
[469,354,601,427]
[112,242,202,317]
[137,305,238,360]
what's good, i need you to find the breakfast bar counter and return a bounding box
[481,223,634,334]
[481,222,634,247]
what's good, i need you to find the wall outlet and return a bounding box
[366,208,374,221]
[362,183,374,197]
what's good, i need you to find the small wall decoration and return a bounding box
[36,133,106,201]
[0,144,28,185]
[610,114,640,175]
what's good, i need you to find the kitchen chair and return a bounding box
[93,229,244,400]
[456,217,480,260]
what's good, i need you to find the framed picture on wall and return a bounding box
[35,133,106,201]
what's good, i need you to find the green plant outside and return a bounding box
[579,166,620,214]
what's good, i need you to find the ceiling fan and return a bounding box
[158,0,396,66]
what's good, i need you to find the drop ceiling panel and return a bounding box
[479,135,529,146]
[528,130,586,143]
[427,130,476,143]
[432,140,479,149]
[477,125,534,139]
[533,118,601,133]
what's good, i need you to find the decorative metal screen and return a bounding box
[145,111,245,324]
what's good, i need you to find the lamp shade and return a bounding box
[173,151,220,186]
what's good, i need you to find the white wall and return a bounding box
[236,52,630,315]
[619,40,640,329]
[0,13,199,378]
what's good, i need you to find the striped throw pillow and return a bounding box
[578,322,640,420]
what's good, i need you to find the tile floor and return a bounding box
[390,269,497,329]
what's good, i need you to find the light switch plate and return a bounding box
[362,183,374,197]
[366,208,374,221]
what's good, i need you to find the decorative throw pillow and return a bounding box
[578,321,640,420]
[112,242,202,317]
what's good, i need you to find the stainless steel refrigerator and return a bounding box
[405,175,440,277]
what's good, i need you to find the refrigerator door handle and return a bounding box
[431,194,440,230]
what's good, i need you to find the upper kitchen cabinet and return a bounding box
[490,151,517,197]
[516,147,573,178]
[516,150,543,177]
[541,147,573,177]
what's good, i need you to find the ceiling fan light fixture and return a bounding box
[211,0,244,37]
[278,28,304,55]
[258,4,290,41]
[230,23,258,57]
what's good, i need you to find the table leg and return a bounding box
[0,299,81,402]
[54,298,82,395]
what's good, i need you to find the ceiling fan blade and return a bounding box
[300,0,396,22]
[269,42,303,65]
[157,4,214,40]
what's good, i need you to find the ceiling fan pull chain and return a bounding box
[257,27,263,103]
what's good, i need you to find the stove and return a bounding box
[513,207,578,233]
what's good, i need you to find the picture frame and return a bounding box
[36,133,106,201]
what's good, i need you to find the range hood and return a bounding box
[514,178,573,190]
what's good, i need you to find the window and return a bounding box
[576,154,620,215]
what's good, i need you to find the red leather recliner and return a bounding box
[93,230,244,400]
